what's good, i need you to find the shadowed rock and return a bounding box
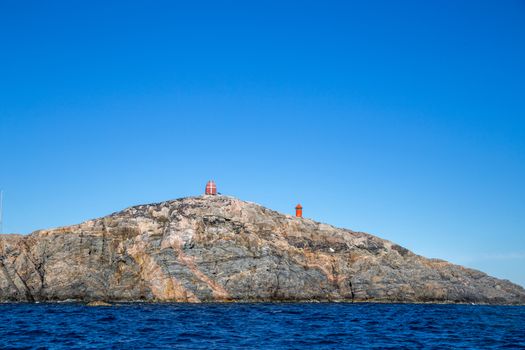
[1,196,524,304]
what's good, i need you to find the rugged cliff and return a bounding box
[1,195,524,304]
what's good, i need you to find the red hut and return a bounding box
[295,204,303,218]
[205,180,217,195]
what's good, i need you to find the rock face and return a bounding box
[1,195,524,304]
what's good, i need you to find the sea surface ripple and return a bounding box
[0,303,524,349]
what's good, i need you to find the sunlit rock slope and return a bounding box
[1,195,524,304]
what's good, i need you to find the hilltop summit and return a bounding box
[1,195,524,304]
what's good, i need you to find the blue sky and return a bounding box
[1,1,524,286]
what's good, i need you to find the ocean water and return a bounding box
[0,303,523,349]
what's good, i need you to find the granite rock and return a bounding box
[1,195,524,304]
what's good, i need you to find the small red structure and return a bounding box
[295,204,303,218]
[205,180,217,195]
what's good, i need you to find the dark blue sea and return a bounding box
[0,303,523,349]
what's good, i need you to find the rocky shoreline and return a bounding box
[1,195,524,304]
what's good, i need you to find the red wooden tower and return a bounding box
[295,204,303,218]
[205,180,217,195]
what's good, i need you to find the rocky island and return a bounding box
[1,195,524,304]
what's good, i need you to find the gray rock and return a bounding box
[0,195,523,304]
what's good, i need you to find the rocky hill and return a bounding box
[1,195,524,304]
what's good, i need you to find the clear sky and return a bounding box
[1,1,524,286]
